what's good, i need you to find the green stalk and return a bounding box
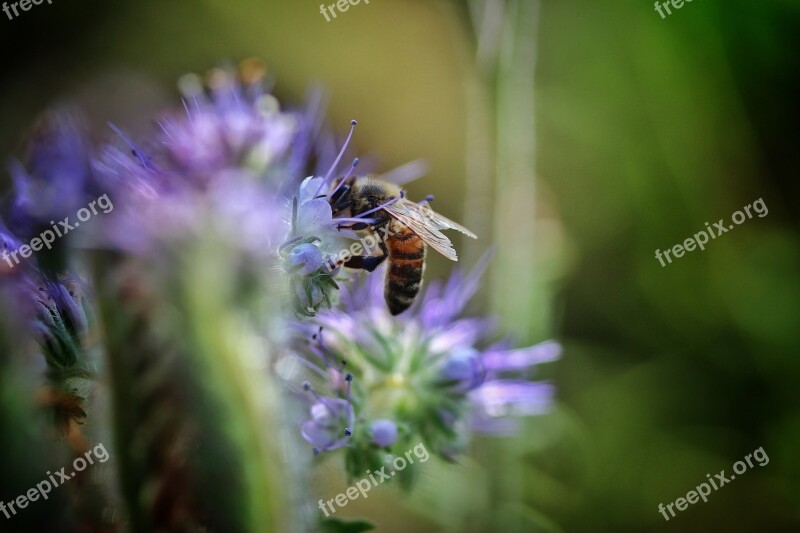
[94,240,309,532]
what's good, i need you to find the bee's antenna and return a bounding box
[316,119,358,197]
[328,157,359,200]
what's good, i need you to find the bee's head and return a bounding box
[351,177,401,213]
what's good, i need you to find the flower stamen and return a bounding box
[315,119,358,197]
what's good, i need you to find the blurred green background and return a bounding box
[1,0,798,531]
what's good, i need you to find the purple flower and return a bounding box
[438,348,485,392]
[287,243,324,275]
[370,419,399,447]
[0,221,23,276]
[2,112,95,240]
[469,381,556,435]
[89,67,294,256]
[161,70,296,176]
[481,341,561,376]
[291,329,359,454]
[282,121,387,316]
[301,398,355,452]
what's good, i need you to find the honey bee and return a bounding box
[329,175,477,315]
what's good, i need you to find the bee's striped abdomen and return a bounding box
[385,228,425,315]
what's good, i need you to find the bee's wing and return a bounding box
[383,200,460,261]
[415,203,478,239]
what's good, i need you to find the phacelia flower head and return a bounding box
[286,255,560,480]
[90,63,298,260]
[159,64,297,178]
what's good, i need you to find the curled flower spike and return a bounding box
[20,275,90,371]
[3,112,95,242]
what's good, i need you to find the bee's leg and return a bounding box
[337,222,369,231]
[336,218,390,233]
[343,253,387,272]
[330,185,352,212]
[343,234,389,272]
